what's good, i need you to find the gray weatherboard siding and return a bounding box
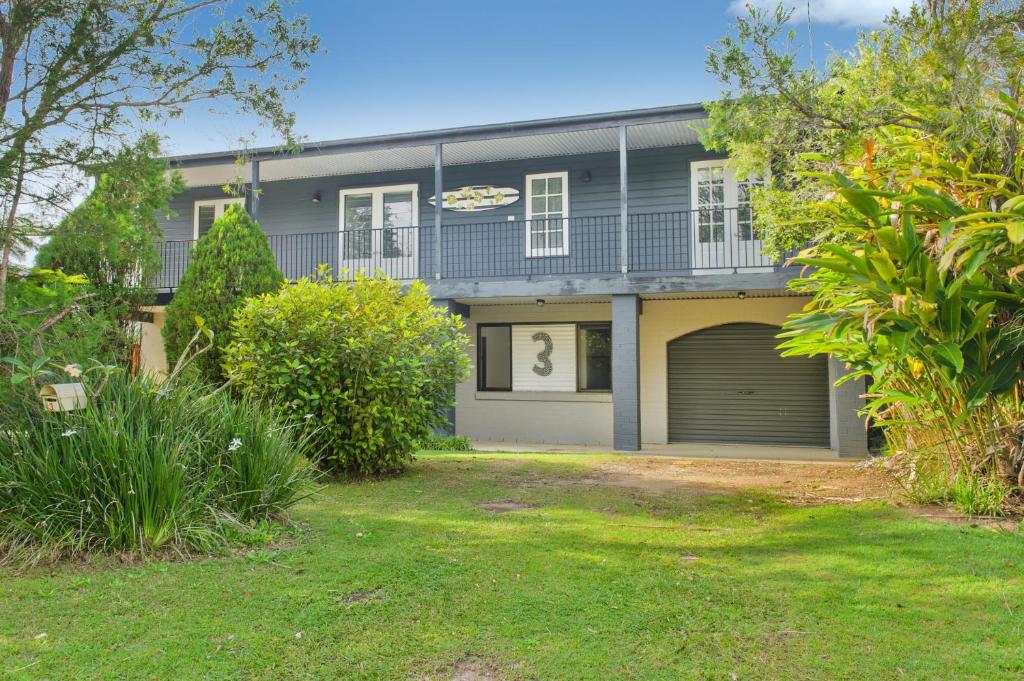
[157,143,723,283]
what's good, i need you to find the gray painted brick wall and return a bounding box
[612,294,641,450]
[828,357,869,457]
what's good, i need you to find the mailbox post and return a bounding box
[39,383,87,412]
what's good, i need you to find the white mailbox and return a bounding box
[39,383,87,412]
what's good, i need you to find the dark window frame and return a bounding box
[576,322,613,393]
[477,323,513,392]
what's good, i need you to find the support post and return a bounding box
[250,158,260,221]
[434,143,443,280]
[612,294,641,451]
[619,125,629,275]
[828,357,869,457]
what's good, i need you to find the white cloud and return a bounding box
[729,0,917,28]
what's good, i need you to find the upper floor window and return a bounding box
[525,171,569,257]
[193,197,245,239]
[690,160,771,273]
[690,161,765,244]
[338,184,419,280]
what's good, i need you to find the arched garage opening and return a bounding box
[667,322,829,447]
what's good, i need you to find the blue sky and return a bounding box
[158,0,912,155]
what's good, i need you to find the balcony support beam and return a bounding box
[250,158,260,222]
[434,143,443,280]
[619,125,628,275]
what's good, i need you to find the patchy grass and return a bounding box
[1,452,1022,679]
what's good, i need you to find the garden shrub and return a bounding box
[162,204,283,383]
[778,131,1024,515]
[224,270,470,476]
[0,269,116,425]
[0,367,312,564]
[419,434,473,451]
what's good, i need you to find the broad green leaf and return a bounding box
[869,251,899,282]
[1002,195,1024,212]
[929,342,964,373]
[962,301,995,342]
[838,188,882,223]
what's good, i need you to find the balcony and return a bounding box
[153,208,795,292]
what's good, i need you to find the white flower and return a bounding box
[303,414,314,420]
[63,363,82,378]
[228,437,243,452]
[62,429,77,437]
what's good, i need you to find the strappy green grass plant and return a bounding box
[0,365,313,565]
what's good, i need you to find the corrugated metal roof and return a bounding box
[176,110,710,187]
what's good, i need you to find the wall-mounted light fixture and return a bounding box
[581,170,592,183]
[536,298,546,307]
[737,291,747,300]
[311,190,322,204]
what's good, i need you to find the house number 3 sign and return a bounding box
[531,331,554,376]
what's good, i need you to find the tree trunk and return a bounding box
[0,150,27,311]
[0,239,11,310]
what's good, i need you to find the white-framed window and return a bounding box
[193,197,245,239]
[689,160,771,274]
[690,161,766,244]
[525,171,569,257]
[337,184,420,279]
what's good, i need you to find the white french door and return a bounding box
[339,184,419,279]
[690,161,769,274]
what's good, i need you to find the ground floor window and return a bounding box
[478,325,512,390]
[477,322,611,393]
[577,323,612,391]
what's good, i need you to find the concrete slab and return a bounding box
[470,440,848,463]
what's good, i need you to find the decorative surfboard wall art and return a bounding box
[427,185,520,212]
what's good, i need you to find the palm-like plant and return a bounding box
[780,127,1024,514]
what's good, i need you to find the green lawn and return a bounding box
[1,453,1022,680]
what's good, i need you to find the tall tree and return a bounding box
[35,133,183,359]
[702,0,1023,257]
[0,0,319,307]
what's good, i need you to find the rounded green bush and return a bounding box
[224,271,470,477]
[162,204,283,383]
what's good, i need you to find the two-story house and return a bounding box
[142,103,868,456]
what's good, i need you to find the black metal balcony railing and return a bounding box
[155,208,792,290]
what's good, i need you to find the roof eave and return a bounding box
[168,102,709,167]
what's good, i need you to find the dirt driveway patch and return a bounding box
[416,655,509,681]
[476,501,537,513]
[481,454,893,505]
[584,457,895,505]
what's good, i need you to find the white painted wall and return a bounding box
[139,306,168,381]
